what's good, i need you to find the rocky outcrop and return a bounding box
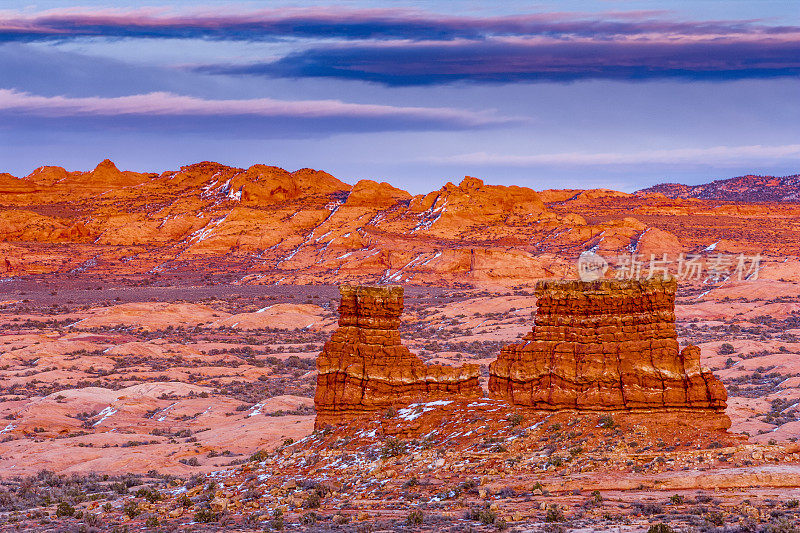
[489,278,728,412]
[0,159,787,282]
[315,285,481,428]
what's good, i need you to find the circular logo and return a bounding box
[577,251,608,281]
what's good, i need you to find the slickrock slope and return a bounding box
[489,278,728,417]
[4,159,797,286]
[315,285,481,428]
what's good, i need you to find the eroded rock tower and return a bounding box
[314,285,482,428]
[488,277,727,411]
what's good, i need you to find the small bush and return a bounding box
[194,508,218,523]
[250,450,268,462]
[767,517,798,533]
[300,512,317,525]
[507,413,524,427]
[545,504,564,522]
[705,510,724,526]
[718,343,736,355]
[304,492,321,509]
[122,501,140,519]
[135,487,162,503]
[647,525,675,533]
[786,499,799,509]
[598,415,616,429]
[670,494,684,505]
[83,512,102,527]
[403,476,420,489]
[56,502,75,517]
[145,516,159,527]
[407,510,424,526]
[381,437,408,458]
[467,505,498,525]
[634,502,663,516]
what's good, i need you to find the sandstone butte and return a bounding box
[489,277,728,414]
[314,285,482,428]
[316,279,731,431]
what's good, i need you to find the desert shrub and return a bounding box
[467,505,498,525]
[56,502,75,517]
[705,510,724,526]
[145,516,159,527]
[300,512,317,525]
[403,477,420,489]
[507,413,524,427]
[135,487,161,503]
[786,499,799,509]
[634,502,663,515]
[592,490,603,503]
[598,415,616,429]
[767,517,798,533]
[407,510,424,526]
[647,524,675,533]
[669,494,684,505]
[718,343,736,355]
[83,512,102,527]
[250,449,268,462]
[122,500,140,518]
[178,494,192,508]
[545,504,565,522]
[194,508,218,523]
[179,457,200,466]
[381,437,407,458]
[496,486,516,498]
[332,512,350,524]
[304,492,321,509]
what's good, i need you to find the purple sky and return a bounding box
[1,1,798,192]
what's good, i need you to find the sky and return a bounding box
[0,1,798,193]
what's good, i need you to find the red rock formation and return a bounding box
[0,173,35,194]
[315,285,482,428]
[489,278,728,412]
[0,159,791,282]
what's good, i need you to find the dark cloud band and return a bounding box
[2,8,799,85]
[196,38,800,85]
[0,8,797,43]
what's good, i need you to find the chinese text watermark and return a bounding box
[578,251,761,283]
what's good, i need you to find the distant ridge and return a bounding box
[639,174,800,202]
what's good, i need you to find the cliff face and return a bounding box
[314,285,482,428]
[488,278,728,412]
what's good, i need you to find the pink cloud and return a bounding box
[0,89,509,127]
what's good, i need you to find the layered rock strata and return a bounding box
[489,278,728,412]
[315,285,482,428]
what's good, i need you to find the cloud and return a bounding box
[0,89,513,134]
[200,37,800,85]
[427,144,800,166]
[1,8,794,43]
[2,7,799,85]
